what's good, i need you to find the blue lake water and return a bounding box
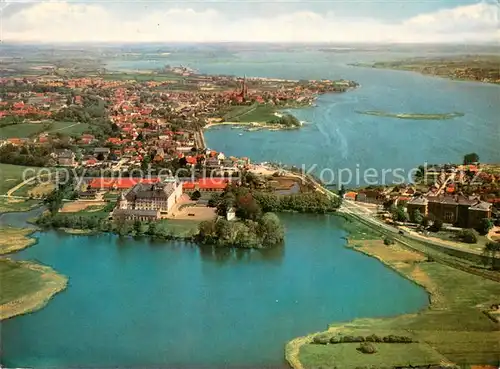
[2,48,498,368]
[1,214,428,368]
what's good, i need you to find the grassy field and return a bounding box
[59,201,114,220]
[0,227,36,255]
[0,163,39,195]
[0,258,68,320]
[300,342,446,369]
[0,121,92,139]
[46,121,93,135]
[0,122,49,139]
[0,259,45,305]
[13,180,55,198]
[103,192,120,201]
[222,104,278,123]
[339,216,381,241]
[0,198,41,213]
[428,230,490,253]
[158,219,200,237]
[289,217,500,369]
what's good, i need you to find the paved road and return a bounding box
[6,177,37,197]
[5,171,57,198]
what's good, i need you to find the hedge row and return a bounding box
[312,333,414,345]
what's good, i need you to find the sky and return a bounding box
[1,0,499,43]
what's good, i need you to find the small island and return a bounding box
[356,110,465,120]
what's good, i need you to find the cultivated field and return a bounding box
[158,219,200,237]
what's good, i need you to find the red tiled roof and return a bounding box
[89,177,162,189]
[182,182,196,190]
[89,178,115,189]
[198,178,228,190]
[186,156,197,165]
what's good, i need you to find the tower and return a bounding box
[118,192,128,209]
[241,74,248,98]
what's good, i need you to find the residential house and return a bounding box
[56,149,76,167]
[407,196,428,222]
[94,147,111,160]
[356,189,386,204]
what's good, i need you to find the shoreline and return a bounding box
[285,214,500,368]
[0,258,68,321]
[350,63,500,85]
[0,227,39,255]
[0,225,68,321]
[284,227,435,369]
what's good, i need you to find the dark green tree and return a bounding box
[430,219,443,232]
[392,205,409,222]
[478,218,493,235]
[413,209,423,224]
[463,153,479,165]
[338,185,346,198]
[483,241,500,270]
[191,190,201,201]
[133,220,143,235]
[147,222,158,236]
[258,212,284,246]
[459,229,478,244]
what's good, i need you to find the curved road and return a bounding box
[291,170,498,260]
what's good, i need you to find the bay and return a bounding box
[2,214,428,368]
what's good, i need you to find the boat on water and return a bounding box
[239,133,243,136]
